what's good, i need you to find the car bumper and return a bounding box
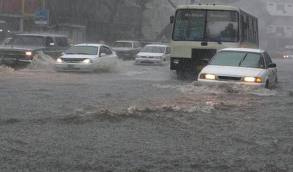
[54,63,96,72]
[1,58,32,65]
[197,79,266,88]
[135,58,163,65]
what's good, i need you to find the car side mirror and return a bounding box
[170,16,175,24]
[268,63,277,68]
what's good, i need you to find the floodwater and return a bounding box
[0,58,292,171]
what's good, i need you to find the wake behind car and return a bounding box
[0,33,69,67]
[198,48,278,89]
[112,40,141,60]
[135,44,170,65]
[55,43,118,72]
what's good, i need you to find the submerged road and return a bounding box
[0,59,293,172]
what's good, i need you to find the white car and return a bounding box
[135,44,171,65]
[55,44,118,72]
[198,48,278,89]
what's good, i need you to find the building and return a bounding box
[0,0,45,32]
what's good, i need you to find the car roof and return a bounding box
[145,44,169,47]
[220,48,265,54]
[115,40,138,43]
[15,33,67,37]
[74,43,104,47]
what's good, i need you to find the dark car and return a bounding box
[112,40,142,60]
[0,33,70,67]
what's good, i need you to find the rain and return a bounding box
[0,0,293,171]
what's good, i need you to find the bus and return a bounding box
[169,4,259,79]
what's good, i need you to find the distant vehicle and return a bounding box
[170,5,259,79]
[55,43,118,72]
[135,44,171,65]
[0,20,9,42]
[198,48,278,89]
[112,40,141,60]
[282,45,293,59]
[0,33,70,67]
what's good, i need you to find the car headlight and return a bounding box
[200,74,216,80]
[82,59,92,64]
[243,77,262,83]
[56,58,63,63]
[25,51,32,56]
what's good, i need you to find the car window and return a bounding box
[46,37,54,47]
[211,51,264,68]
[56,37,69,47]
[240,53,264,68]
[100,46,112,56]
[166,47,171,54]
[113,42,132,48]
[65,46,98,55]
[11,35,45,46]
[264,52,273,67]
[210,51,247,66]
[141,46,166,53]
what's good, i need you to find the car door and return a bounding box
[99,46,116,66]
[264,52,277,84]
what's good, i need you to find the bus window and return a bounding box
[173,10,205,41]
[206,11,239,42]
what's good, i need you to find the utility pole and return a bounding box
[20,0,25,32]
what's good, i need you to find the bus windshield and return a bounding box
[173,9,239,42]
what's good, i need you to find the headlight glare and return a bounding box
[82,59,92,64]
[56,58,63,63]
[25,51,32,56]
[244,77,256,82]
[205,74,216,80]
[244,77,262,83]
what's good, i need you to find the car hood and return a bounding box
[112,47,134,52]
[0,45,44,51]
[137,52,164,57]
[200,65,265,77]
[61,54,97,59]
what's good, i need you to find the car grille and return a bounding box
[61,58,85,63]
[218,76,242,81]
[140,56,153,58]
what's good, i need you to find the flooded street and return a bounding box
[0,59,293,172]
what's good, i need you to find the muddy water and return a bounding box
[0,58,293,171]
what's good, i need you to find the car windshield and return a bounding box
[113,42,132,48]
[65,46,98,55]
[210,51,263,68]
[10,36,45,46]
[141,46,165,53]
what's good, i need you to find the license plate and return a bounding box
[67,64,75,69]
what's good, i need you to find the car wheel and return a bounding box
[265,80,271,89]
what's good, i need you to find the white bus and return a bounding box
[170,4,259,79]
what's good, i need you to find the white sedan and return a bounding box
[135,44,170,65]
[55,44,118,72]
[198,48,278,89]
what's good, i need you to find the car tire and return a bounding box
[265,80,271,89]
